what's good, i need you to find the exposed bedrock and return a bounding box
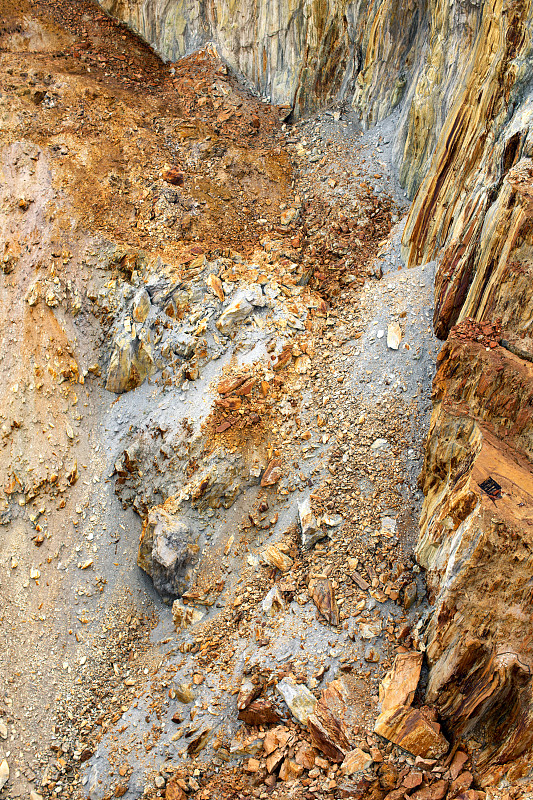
[403,0,533,334]
[418,323,533,785]
[97,0,510,198]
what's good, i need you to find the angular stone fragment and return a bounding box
[262,544,293,572]
[341,748,373,775]
[379,652,423,713]
[216,295,253,334]
[206,273,224,301]
[171,599,204,629]
[387,322,402,350]
[186,727,211,756]
[298,496,324,549]
[238,699,281,726]
[261,585,285,615]
[374,705,449,759]
[132,288,150,323]
[106,330,156,393]
[448,750,469,780]
[263,726,290,755]
[364,645,380,663]
[279,758,304,781]
[217,374,249,395]
[295,741,316,769]
[276,678,317,726]
[403,770,423,788]
[0,760,8,790]
[360,619,382,638]
[309,579,339,625]
[280,207,299,226]
[294,354,311,373]
[174,683,195,703]
[260,458,283,486]
[321,513,343,527]
[308,679,353,762]
[351,571,370,591]
[162,166,184,186]
[165,778,186,800]
[237,678,261,710]
[138,508,198,598]
[409,780,448,800]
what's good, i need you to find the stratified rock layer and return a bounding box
[418,323,533,783]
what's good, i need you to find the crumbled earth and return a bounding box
[0,2,489,800]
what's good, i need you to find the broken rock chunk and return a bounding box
[261,585,285,615]
[309,578,339,625]
[374,705,449,759]
[298,496,325,549]
[276,678,317,726]
[238,699,281,726]
[237,678,261,710]
[341,748,373,775]
[295,741,316,769]
[171,599,204,630]
[206,273,224,301]
[138,508,199,599]
[105,329,156,393]
[308,679,353,762]
[279,758,304,782]
[0,760,8,791]
[165,778,186,800]
[262,544,293,572]
[379,652,423,713]
[216,294,253,334]
[387,322,402,350]
[132,288,151,323]
[186,727,211,756]
[260,458,283,487]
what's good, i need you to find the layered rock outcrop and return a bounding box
[418,322,533,786]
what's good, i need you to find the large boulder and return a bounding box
[138,507,199,599]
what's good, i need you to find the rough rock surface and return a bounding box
[417,321,533,784]
[4,0,533,798]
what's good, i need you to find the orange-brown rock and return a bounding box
[379,652,423,714]
[309,578,340,626]
[165,778,186,800]
[418,327,533,780]
[374,706,449,759]
[409,782,448,800]
[162,166,184,186]
[308,679,353,762]
[340,748,373,776]
[238,699,281,726]
[217,374,249,395]
[278,758,304,782]
[260,458,283,487]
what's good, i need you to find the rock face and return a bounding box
[402,2,533,331]
[418,322,533,781]
[97,0,531,204]
[94,0,533,235]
